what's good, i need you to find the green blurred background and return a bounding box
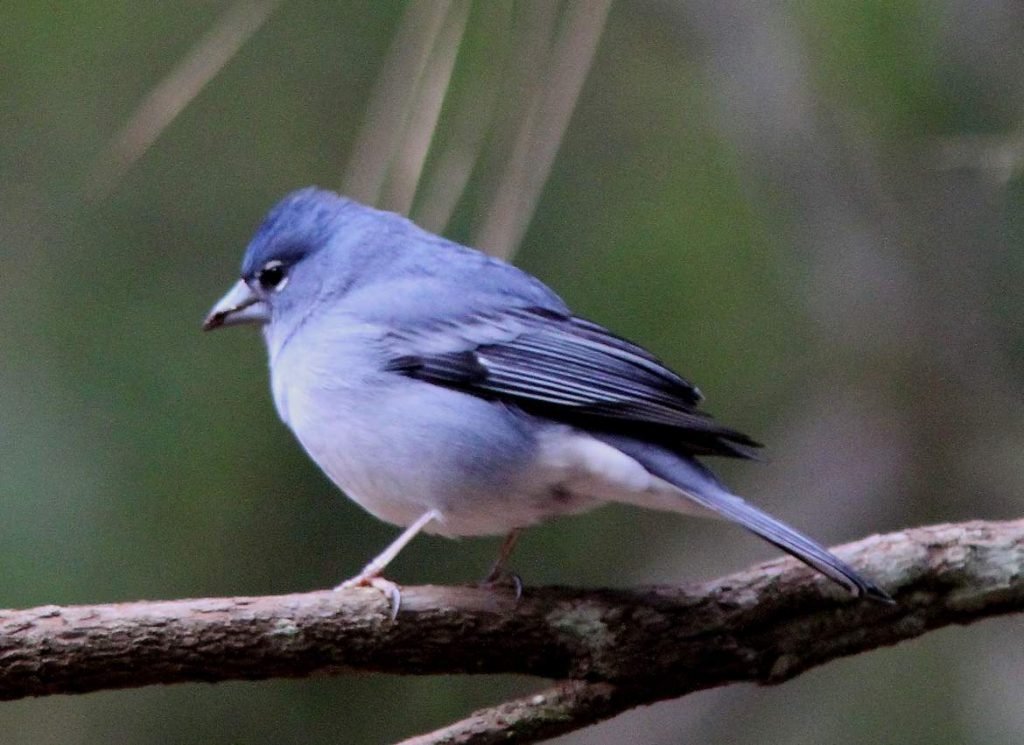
[3,1,1023,743]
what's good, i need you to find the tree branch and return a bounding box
[1,519,1021,744]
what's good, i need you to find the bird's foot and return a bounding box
[336,574,402,620]
[479,567,524,602]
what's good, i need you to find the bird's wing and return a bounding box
[385,307,760,459]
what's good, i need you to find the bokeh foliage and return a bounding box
[2,1,1023,743]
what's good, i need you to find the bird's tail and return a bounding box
[597,435,892,603]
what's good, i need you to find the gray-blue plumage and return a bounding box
[205,187,889,602]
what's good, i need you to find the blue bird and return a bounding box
[204,187,890,606]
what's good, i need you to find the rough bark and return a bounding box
[0,520,1021,744]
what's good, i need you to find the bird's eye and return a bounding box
[256,260,288,291]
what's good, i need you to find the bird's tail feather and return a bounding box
[675,479,891,602]
[596,435,892,603]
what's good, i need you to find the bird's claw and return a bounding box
[480,568,524,602]
[336,575,402,620]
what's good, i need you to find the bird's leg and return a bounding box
[482,528,523,599]
[484,528,522,580]
[336,508,441,619]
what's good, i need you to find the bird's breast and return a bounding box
[267,334,560,532]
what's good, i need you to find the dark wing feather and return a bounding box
[386,307,761,459]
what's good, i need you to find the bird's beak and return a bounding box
[202,280,270,331]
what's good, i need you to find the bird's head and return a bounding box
[203,187,355,332]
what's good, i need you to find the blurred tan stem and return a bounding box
[342,0,452,207]
[414,0,515,233]
[467,1,561,237]
[87,0,282,200]
[475,0,612,259]
[381,1,472,216]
